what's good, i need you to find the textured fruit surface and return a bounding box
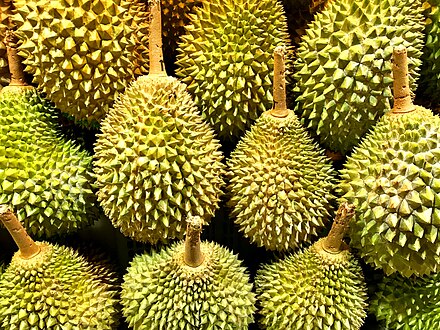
[94,75,225,244]
[130,0,150,76]
[227,110,336,251]
[0,88,99,237]
[340,106,440,277]
[371,272,440,330]
[121,241,256,329]
[256,238,368,329]
[294,0,424,154]
[12,0,141,124]
[0,0,12,87]
[0,242,119,329]
[176,0,291,140]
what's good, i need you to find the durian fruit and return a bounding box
[93,0,225,244]
[121,216,256,329]
[130,0,150,76]
[370,271,440,330]
[227,46,336,251]
[339,46,440,277]
[176,0,292,140]
[0,34,100,237]
[0,205,120,329]
[294,0,425,155]
[0,0,13,87]
[12,0,149,125]
[255,203,368,330]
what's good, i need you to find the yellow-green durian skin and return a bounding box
[121,241,256,329]
[93,75,225,244]
[256,238,368,330]
[0,88,99,238]
[294,0,424,155]
[0,242,119,329]
[12,0,139,125]
[227,110,336,251]
[371,272,440,330]
[176,0,291,140]
[339,106,440,277]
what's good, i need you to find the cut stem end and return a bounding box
[270,46,288,118]
[391,46,415,114]
[184,216,204,267]
[149,0,166,76]
[322,203,355,253]
[5,30,27,87]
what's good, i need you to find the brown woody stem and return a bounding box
[322,202,355,253]
[0,205,40,259]
[149,0,166,76]
[391,46,415,114]
[5,30,27,86]
[270,46,288,118]
[184,216,204,267]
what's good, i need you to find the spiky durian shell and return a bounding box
[0,242,119,329]
[176,0,291,140]
[121,241,256,329]
[130,0,150,76]
[339,106,440,277]
[256,238,368,330]
[370,272,440,330]
[12,0,142,125]
[294,0,425,155]
[94,75,225,244]
[0,88,100,237]
[0,0,12,87]
[227,110,336,251]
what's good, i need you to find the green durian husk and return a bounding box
[294,0,425,155]
[176,0,292,140]
[93,74,225,244]
[227,110,336,251]
[339,106,440,277]
[0,242,120,329]
[121,241,256,329]
[0,87,100,238]
[255,238,368,330]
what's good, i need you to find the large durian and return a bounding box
[0,35,99,237]
[176,0,292,140]
[121,216,256,329]
[0,205,120,329]
[12,0,149,125]
[294,0,425,155]
[227,46,336,251]
[0,0,12,87]
[255,203,368,330]
[370,271,440,330]
[339,46,440,277]
[93,0,225,244]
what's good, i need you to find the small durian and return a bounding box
[121,216,256,329]
[227,46,336,251]
[0,0,12,87]
[93,0,225,244]
[0,205,120,329]
[255,203,368,330]
[12,0,149,125]
[294,0,425,155]
[339,46,440,277]
[0,34,99,237]
[370,271,440,330]
[176,0,292,140]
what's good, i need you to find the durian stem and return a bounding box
[5,30,27,87]
[184,216,204,267]
[322,202,355,253]
[149,0,166,76]
[391,46,415,114]
[0,205,40,259]
[270,46,288,118]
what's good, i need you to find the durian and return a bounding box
[370,271,440,330]
[121,216,256,329]
[255,203,368,330]
[93,0,225,244]
[227,46,336,251]
[294,0,425,155]
[339,46,440,277]
[176,0,292,140]
[12,0,149,124]
[0,0,13,87]
[0,35,99,237]
[130,0,150,76]
[0,205,120,329]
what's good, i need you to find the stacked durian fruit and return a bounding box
[3,0,440,329]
